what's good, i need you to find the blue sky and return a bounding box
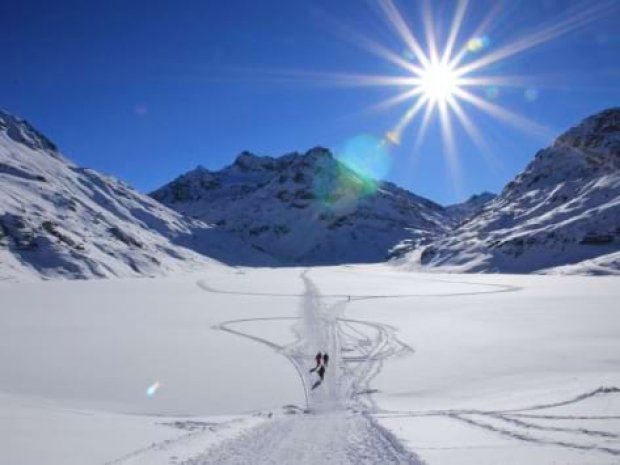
[1,0,618,205]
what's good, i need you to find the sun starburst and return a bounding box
[276,0,612,193]
[241,0,614,194]
[367,0,612,156]
[417,60,461,104]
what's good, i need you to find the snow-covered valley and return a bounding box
[1,105,619,464]
[2,265,619,464]
[1,0,618,460]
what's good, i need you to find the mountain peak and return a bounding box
[0,110,59,155]
[464,191,496,203]
[553,107,620,169]
[152,147,449,264]
[555,107,619,146]
[445,191,496,223]
[232,151,278,171]
[503,108,620,196]
[304,146,332,159]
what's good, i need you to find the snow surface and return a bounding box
[541,250,620,275]
[2,265,619,464]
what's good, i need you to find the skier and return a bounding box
[309,351,322,373]
[312,363,326,390]
[311,352,328,390]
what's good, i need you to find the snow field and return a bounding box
[1,264,619,464]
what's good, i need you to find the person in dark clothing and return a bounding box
[312,363,327,390]
[309,351,322,373]
[310,351,328,389]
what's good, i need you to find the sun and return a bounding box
[365,0,610,153]
[417,60,461,103]
[265,0,611,191]
[293,0,610,176]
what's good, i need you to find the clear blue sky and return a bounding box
[1,0,618,205]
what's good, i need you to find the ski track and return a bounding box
[448,413,620,457]
[182,269,423,465]
[195,270,620,461]
[108,270,618,463]
[195,278,520,299]
[375,387,620,458]
[102,417,261,465]
[183,411,421,465]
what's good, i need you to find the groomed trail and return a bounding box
[187,270,423,465]
[184,411,419,465]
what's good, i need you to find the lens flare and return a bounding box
[145,381,160,397]
[268,0,612,191]
[524,87,540,101]
[370,0,609,153]
[244,0,614,193]
[336,134,391,182]
[311,134,391,213]
[466,36,490,53]
[485,86,500,100]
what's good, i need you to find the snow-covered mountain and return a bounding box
[0,111,270,281]
[445,191,496,224]
[408,107,620,273]
[3,106,617,279]
[152,148,450,264]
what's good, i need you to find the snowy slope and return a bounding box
[1,266,619,464]
[0,111,270,281]
[389,191,497,259]
[540,250,620,276]
[408,108,620,273]
[152,147,450,264]
[445,191,496,224]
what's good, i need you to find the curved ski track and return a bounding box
[108,269,619,464]
[184,269,423,464]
